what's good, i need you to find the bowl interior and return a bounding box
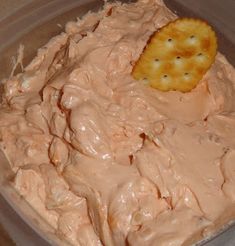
[0,0,234,245]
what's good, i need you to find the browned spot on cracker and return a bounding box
[201,38,211,51]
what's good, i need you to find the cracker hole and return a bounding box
[166,38,174,47]
[196,52,206,62]
[187,35,197,45]
[162,74,170,84]
[184,72,191,80]
[153,59,161,68]
[175,56,183,66]
[142,78,149,85]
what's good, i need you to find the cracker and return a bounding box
[132,18,217,92]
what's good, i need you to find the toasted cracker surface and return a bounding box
[132,18,217,92]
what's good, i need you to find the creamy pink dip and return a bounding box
[0,0,235,245]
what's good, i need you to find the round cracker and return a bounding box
[132,18,218,92]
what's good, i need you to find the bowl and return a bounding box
[0,0,234,245]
